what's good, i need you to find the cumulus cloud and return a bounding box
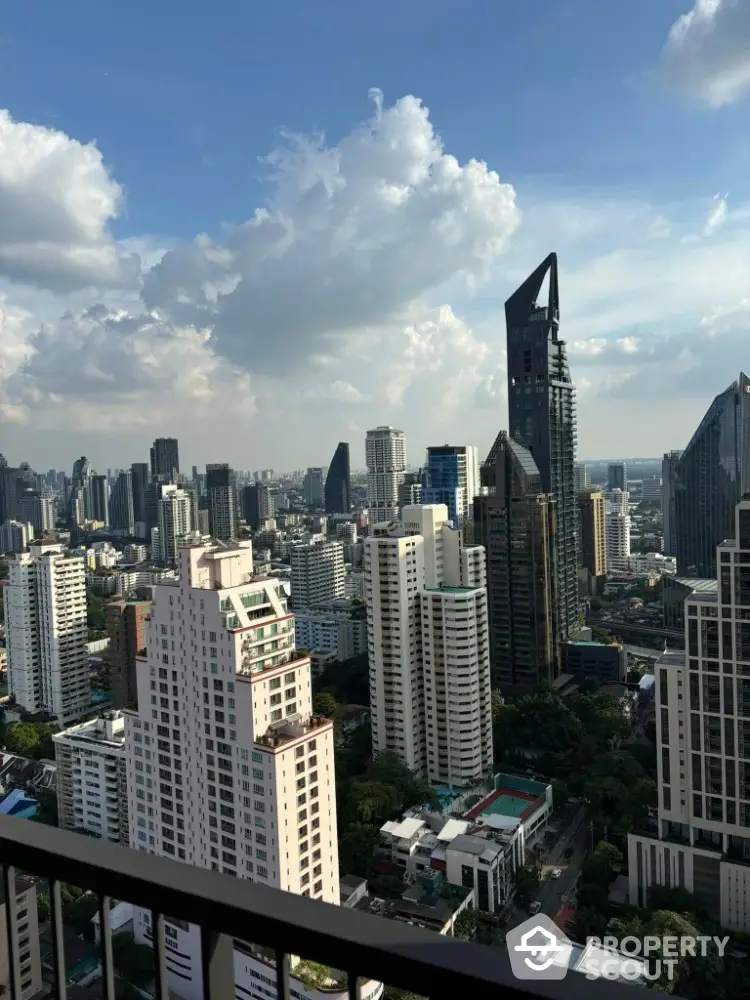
[0,110,140,291]
[302,380,368,404]
[661,0,750,107]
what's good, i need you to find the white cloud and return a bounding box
[302,380,368,404]
[661,0,750,107]
[704,193,728,235]
[0,110,140,291]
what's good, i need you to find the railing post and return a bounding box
[201,928,234,1000]
[2,866,21,1000]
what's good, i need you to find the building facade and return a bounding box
[0,875,43,1000]
[124,540,340,999]
[672,373,750,577]
[156,487,193,565]
[290,541,345,609]
[324,443,351,515]
[304,468,326,507]
[607,463,627,493]
[206,464,239,540]
[473,432,558,692]
[578,490,607,579]
[365,426,407,524]
[421,445,480,527]
[4,540,90,724]
[150,437,180,480]
[0,520,34,553]
[106,598,151,710]
[628,499,750,931]
[110,469,136,536]
[54,711,129,843]
[505,253,579,642]
[662,450,682,556]
[241,483,273,530]
[17,490,56,539]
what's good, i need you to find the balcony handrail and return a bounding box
[1,815,650,1000]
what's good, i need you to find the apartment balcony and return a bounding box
[0,815,645,1000]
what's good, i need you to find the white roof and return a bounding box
[437,818,469,841]
[381,817,425,839]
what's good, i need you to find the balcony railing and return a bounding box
[1,815,649,1000]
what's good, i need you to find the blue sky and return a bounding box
[1,0,750,470]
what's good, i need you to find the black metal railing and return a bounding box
[1,815,647,1000]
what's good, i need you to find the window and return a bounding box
[256,848,267,861]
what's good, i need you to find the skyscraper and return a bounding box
[574,463,591,493]
[241,483,273,530]
[67,456,90,534]
[156,486,193,564]
[149,437,180,480]
[578,490,607,582]
[89,474,110,525]
[671,373,750,577]
[303,467,325,507]
[205,463,239,540]
[473,431,558,692]
[366,426,407,524]
[628,498,750,931]
[5,541,90,724]
[106,598,150,710]
[17,490,56,539]
[109,470,135,535]
[290,541,345,608]
[506,253,578,641]
[421,445,480,526]
[324,442,351,514]
[365,504,492,784]
[124,540,339,996]
[607,462,627,493]
[130,462,149,531]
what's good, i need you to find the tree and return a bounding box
[550,779,569,809]
[513,866,539,909]
[112,933,156,988]
[312,691,338,719]
[568,907,608,942]
[64,892,100,937]
[453,908,479,941]
[36,891,51,923]
[338,823,379,877]
[4,722,41,755]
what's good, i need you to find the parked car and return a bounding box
[529,901,542,915]
[551,868,562,879]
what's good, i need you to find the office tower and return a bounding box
[473,431,558,692]
[398,471,422,508]
[67,456,90,533]
[131,462,149,533]
[365,504,492,783]
[106,598,150,709]
[574,463,590,493]
[149,437,180,480]
[671,374,750,577]
[578,490,607,578]
[206,463,239,540]
[182,483,200,532]
[4,541,89,724]
[89,474,109,525]
[303,467,325,507]
[506,253,578,642]
[421,445,480,526]
[17,490,56,538]
[109,470,135,535]
[0,520,34,552]
[628,498,750,932]
[156,487,193,564]
[0,874,43,1000]
[53,711,129,843]
[607,462,627,493]
[241,483,273,530]
[662,450,682,556]
[366,426,407,524]
[291,541,345,608]
[0,464,21,522]
[605,510,631,571]
[606,487,629,517]
[124,541,338,995]
[324,443,351,515]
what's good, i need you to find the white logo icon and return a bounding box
[506,914,573,980]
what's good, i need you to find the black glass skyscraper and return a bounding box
[150,438,180,480]
[206,463,238,540]
[506,253,578,641]
[130,463,149,528]
[673,372,750,578]
[473,431,558,692]
[324,442,351,514]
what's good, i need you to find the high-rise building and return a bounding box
[149,437,180,480]
[4,540,89,724]
[67,456,90,534]
[606,488,629,517]
[206,463,238,540]
[473,431,558,692]
[106,598,150,710]
[303,467,325,507]
[130,462,149,533]
[607,462,627,493]
[605,511,631,571]
[0,464,21,523]
[0,874,44,1000]
[398,471,422,508]
[156,486,193,565]
[241,483,273,530]
[365,504,492,784]
[366,426,407,524]
[324,443,351,515]
[0,520,34,553]
[421,445,480,526]
[662,450,682,557]
[17,490,56,538]
[574,463,590,493]
[291,541,345,608]
[109,470,135,535]
[641,475,662,505]
[578,490,607,579]
[124,540,338,997]
[89,474,109,525]
[671,373,750,577]
[506,253,578,642]
[53,711,129,843]
[628,498,750,932]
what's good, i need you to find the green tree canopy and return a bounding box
[312,691,338,719]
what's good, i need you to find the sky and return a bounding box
[2,0,750,472]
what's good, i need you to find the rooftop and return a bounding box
[424,586,478,595]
